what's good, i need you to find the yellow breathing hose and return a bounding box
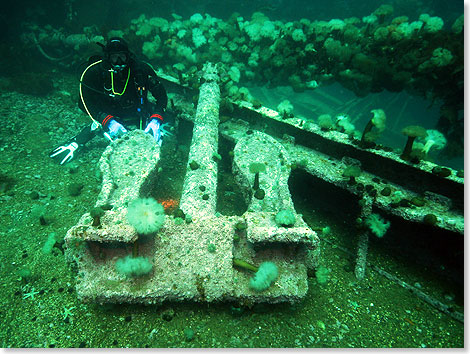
[79,59,103,126]
[79,60,131,141]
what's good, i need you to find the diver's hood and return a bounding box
[103,37,132,71]
[104,37,129,55]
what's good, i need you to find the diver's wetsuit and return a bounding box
[75,58,168,144]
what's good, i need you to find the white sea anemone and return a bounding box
[127,197,165,234]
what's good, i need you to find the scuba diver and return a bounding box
[50,37,170,164]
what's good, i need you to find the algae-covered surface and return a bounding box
[0,72,463,348]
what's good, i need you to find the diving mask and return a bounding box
[110,52,128,71]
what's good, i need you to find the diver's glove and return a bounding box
[144,118,162,145]
[49,142,79,165]
[107,119,127,139]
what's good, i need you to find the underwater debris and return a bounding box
[0,173,15,195]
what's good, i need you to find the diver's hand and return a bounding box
[107,119,127,139]
[144,118,162,146]
[49,142,79,165]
